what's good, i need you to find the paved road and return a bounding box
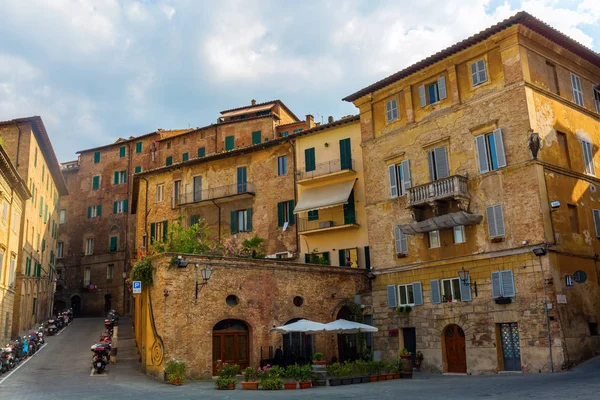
[1,317,599,399]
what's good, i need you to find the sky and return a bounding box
[0,0,599,162]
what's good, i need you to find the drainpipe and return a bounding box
[537,250,554,372]
[140,177,150,256]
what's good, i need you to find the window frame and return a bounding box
[277,155,287,176]
[57,241,64,259]
[570,73,584,107]
[385,98,399,122]
[85,238,94,255]
[156,184,164,203]
[581,140,595,176]
[453,225,466,244]
[427,146,449,181]
[107,264,114,280]
[429,230,441,248]
[84,267,91,287]
[594,86,600,114]
[441,278,462,302]
[397,283,415,306]
[59,209,66,224]
[470,59,488,87]
[236,209,249,232]
[486,204,506,239]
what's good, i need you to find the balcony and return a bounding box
[408,175,469,208]
[298,209,359,235]
[178,183,255,206]
[296,159,356,184]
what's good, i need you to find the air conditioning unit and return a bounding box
[319,221,333,229]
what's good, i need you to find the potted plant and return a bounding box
[388,328,399,337]
[354,359,369,383]
[215,362,239,390]
[259,365,283,390]
[494,296,512,304]
[367,361,378,382]
[395,305,412,317]
[326,362,343,386]
[372,360,386,381]
[283,364,300,390]
[241,366,259,390]
[299,364,313,389]
[383,361,394,380]
[391,360,401,379]
[165,359,186,385]
[341,362,354,385]
[399,348,413,378]
[415,351,424,371]
[312,352,326,365]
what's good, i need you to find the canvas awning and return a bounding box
[322,319,378,334]
[399,211,483,235]
[294,179,356,214]
[269,319,327,334]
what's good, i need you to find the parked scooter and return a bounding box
[46,318,57,336]
[91,343,109,373]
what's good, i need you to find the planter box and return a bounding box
[393,373,401,379]
[369,376,378,382]
[385,374,394,380]
[376,374,386,381]
[361,376,370,384]
[312,360,327,366]
[241,381,258,390]
[494,297,512,304]
[299,381,311,389]
[341,378,353,385]
[284,382,297,390]
[351,377,362,384]
[329,378,342,387]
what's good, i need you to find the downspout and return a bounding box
[541,164,557,245]
[211,200,221,243]
[289,138,299,255]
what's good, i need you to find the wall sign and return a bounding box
[573,270,587,283]
[565,275,573,287]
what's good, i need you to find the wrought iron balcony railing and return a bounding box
[298,209,357,233]
[296,159,355,181]
[178,182,255,206]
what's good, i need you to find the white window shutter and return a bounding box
[401,160,412,192]
[387,285,397,308]
[388,164,399,198]
[437,76,447,100]
[491,272,501,298]
[500,270,515,297]
[418,85,426,107]
[475,135,490,173]
[593,210,600,238]
[494,204,505,237]
[434,147,449,179]
[412,282,423,305]
[493,128,507,168]
[486,206,497,238]
[430,279,441,304]
[459,276,472,302]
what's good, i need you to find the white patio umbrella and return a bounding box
[322,319,378,334]
[269,319,327,334]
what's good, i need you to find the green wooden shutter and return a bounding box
[123,199,128,213]
[252,131,261,145]
[182,152,189,161]
[123,170,127,183]
[114,171,119,184]
[230,211,237,234]
[113,201,118,214]
[136,142,142,153]
[339,249,346,267]
[339,138,352,170]
[305,148,316,172]
[150,223,156,242]
[87,206,92,219]
[109,236,118,252]
[97,204,102,216]
[287,200,295,225]
[166,156,172,166]
[162,221,168,242]
[364,246,371,270]
[322,252,330,265]
[44,204,48,223]
[120,146,126,158]
[277,202,284,227]
[134,166,142,173]
[92,176,100,190]
[246,208,252,231]
[198,147,205,157]
[94,151,100,163]
[39,196,43,216]
[225,136,234,150]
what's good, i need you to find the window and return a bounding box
[475,129,507,173]
[429,230,440,248]
[84,267,91,287]
[442,278,461,302]
[156,184,164,203]
[166,141,171,149]
[418,77,447,107]
[570,73,584,106]
[113,199,128,214]
[92,175,100,190]
[182,152,189,162]
[397,284,415,306]
[252,131,262,145]
[338,248,358,268]
[427,146,449,181]
[589,323,599,336]
[34,147,37,167]
[135,142,142,153]
[12,211,18,232]
[134,166,142,173]
[470,59,488,86]
[87,205,101,218]
[193,176,202,202]
[491,270,516,298]
[230,208,252,233]
[307,210,319,221]
[277,200,295,227]
[190,215,200,227]
[293,128,304,133]
[486,204,505,239]
[109,236,118,252]
[119,146,126,158]
[225,136,234,150]
[8,257,15,286]
[59,209,66,224]
[556,132,571,168]
[107,264,114,280]
[388,160,411,198]
[304,148,316,172]
[165,156,173,166]
[114,170,127,184]
[385,98,399,121]
[2,201,8,224]
[546,62,560,95]
[198,147,206,157]
[172,180,181,207]
[85,238,94,255]
[150,221,168,243]
[594,86,600,114]
[93,151,100,163]
[593,210,600,238]
[277,155,287,176]
[280,131,289,137]
[581,140,595,176]
[568,204,579,233]
[305,251,330,265]
[453,225,466,244]
[236,167,247,193]
[394,226,408,255]
[57,242,64,258]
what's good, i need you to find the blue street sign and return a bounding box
[573,270,587,284]
[133,280,142,294]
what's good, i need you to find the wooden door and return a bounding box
[212,331,249,375]
[445,324,466,373]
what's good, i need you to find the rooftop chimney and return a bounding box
[305,114,315,128]
[328,116,334,124]
[251,99,257,106]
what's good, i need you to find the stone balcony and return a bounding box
[408,175,469,209]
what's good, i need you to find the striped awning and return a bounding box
[294,179,356,213]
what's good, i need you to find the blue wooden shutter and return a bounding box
[412,282,423,305]
[460,276,472,302]
[388,164,398,198]
[428,150,436,181]
[475,135,490,173]
[387,285,397,308]
[437,76,447,100]
[246,208,252,231]
[434,147,449,179]
[401,160,411,192]
[500,270,515,297]
[418,85,426,107]
[277,202,284,227]
[287,200,295,225]
[230,211,237,234]
[198,147,205,157]
[492,128,507,168]
[491,272,501,298]
[494,205,505,237]
[339,249,346,267]
[430,280,441,304]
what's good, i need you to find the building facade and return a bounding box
[0,117,67,336]
[344,12,600,373]
[0,146,30,345]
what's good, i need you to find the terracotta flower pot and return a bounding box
[393,373,401,379]
[284,382,297,390]
[299,381,311,389]
[376,374,385,381]
[227,382,235,390]
[369,376,377,382]
[312,360,326,365]
[241,381,259,390]
[169,377,182,386]
[385,373,394,380]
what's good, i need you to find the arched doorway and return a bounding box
[337,306,359,363]
[444,324,466,373]
[212,319,249,375]
[71,295,81,317]
[104,294,112,314]
[283,318,313,366]
[54,300,66,315]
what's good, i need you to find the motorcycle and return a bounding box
[91,343,109,373]
[1,345,15,373]
[46,318,57,336]
[22,336,30,357]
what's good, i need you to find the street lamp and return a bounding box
[195,264,213,299]
[457,267,478,297]
[533,246,553,372]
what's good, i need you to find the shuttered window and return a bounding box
[394,226,408,255]
[307,210,319,221]
[119,146,126,158]
[470,59,488,86]
[182,152,189,162]
[570,73,584,106]
[92,175,100,190]
[339,138,352,170]
[277,155,287,176]
[387,285,397,308]
[277,200,295,227]
[134,166,142,174]
[593,209,600,238]
[136,142,142,153]
[417,76,447,107]
[430,280,441,304]
[94,151,101,163]
[251,131,262,145]
[305,148,316,172]
[225,136,235,150]
[385,98,399,121]
[109,236,118,252]
[413,282,423,305]
[594,86,600,114]
[491,270,516,298]
[198,147,206,157]
[388,160,411,198]
[459,276,472,302]
[397,284,414,306]
[165,156,173,166]
[486,204,505,238]
[428,146,449,181]
[475,128,507,173]
[581,140,595,176]
[114,170,127,184]
[230,209,252,233]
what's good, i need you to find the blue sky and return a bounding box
[0,0,598,161]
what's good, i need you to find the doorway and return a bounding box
[403,327,416,367]
[337,306,359,362]
[499,323,521,371]
[104,294,112,314]
[283,318,313,365]
[444,324,466,373]
[212,319,249,375]
[71,295,81,317]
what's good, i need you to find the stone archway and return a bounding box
[212,319,249,375]
[443,324,466,373]
[71,295,82,317]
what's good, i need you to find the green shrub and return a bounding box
[215,377,237,389]
[260,377,283,390]
[165,359,185,384]
[299,364,313,382]
[243,366,258,382]
[312,352,323,361]
[131,258,153,287]
[284,364,302,381]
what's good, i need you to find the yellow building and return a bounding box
[344,12,600,374]
[293,116,371,269]
[0,146,30,345]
